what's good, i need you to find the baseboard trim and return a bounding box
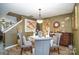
[5,44,18,50]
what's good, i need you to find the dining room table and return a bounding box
[28,35,55,47]
[28,35,53,55]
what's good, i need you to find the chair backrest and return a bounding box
[55,33,62,46]
[35,38,51,55]
[18,32,32,48]
[52,35,58,45]
[18,32,27,47]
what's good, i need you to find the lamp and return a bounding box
[37,9,43,23]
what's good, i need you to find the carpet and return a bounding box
[3,46,73,55]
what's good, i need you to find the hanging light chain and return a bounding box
[39,8,42,19]
[37,8,43,23]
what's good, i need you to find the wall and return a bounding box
[0,15,18,47]
[72,4,79,54]
[17,16,34,39]
[5,26,17,47]
[4,19,24,47]
[42,13,72,35]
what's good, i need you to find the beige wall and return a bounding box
[43,13,72,34]
[5,25,17,47]
[24,32,33,37]
[4,17,24,47]
[17,16,33,38]
[73,4,79,54]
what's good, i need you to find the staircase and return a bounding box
[0,12,33,54]
[0,16,25,54]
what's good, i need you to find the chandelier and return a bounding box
[37,9,43,23]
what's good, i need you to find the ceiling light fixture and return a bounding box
[37,9,43,24]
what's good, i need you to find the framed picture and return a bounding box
[25,19,36,32]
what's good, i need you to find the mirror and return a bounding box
[53,21,60,28]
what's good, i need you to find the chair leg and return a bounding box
[54,48,55,51]
[30,47,32,53]
[58,48,60,54]
[49,48,51,55]
[20,48,23,55]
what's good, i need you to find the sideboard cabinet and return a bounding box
[60,32,72,46]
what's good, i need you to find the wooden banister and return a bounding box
[3,20,23,33]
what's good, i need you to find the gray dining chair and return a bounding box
[18,32,32,54]
[50,33,62,54]
[34,38,51,55]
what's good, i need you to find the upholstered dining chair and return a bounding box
[50,33,62,54]
[18,32,32,55]
[34,38,51,55]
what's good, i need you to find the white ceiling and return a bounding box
[0,3,75,19]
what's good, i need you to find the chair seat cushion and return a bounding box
[52,44,59,48]
[18,40,32,48]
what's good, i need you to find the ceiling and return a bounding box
[0,3,75,19]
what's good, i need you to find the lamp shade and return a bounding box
[37,19,43,23]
